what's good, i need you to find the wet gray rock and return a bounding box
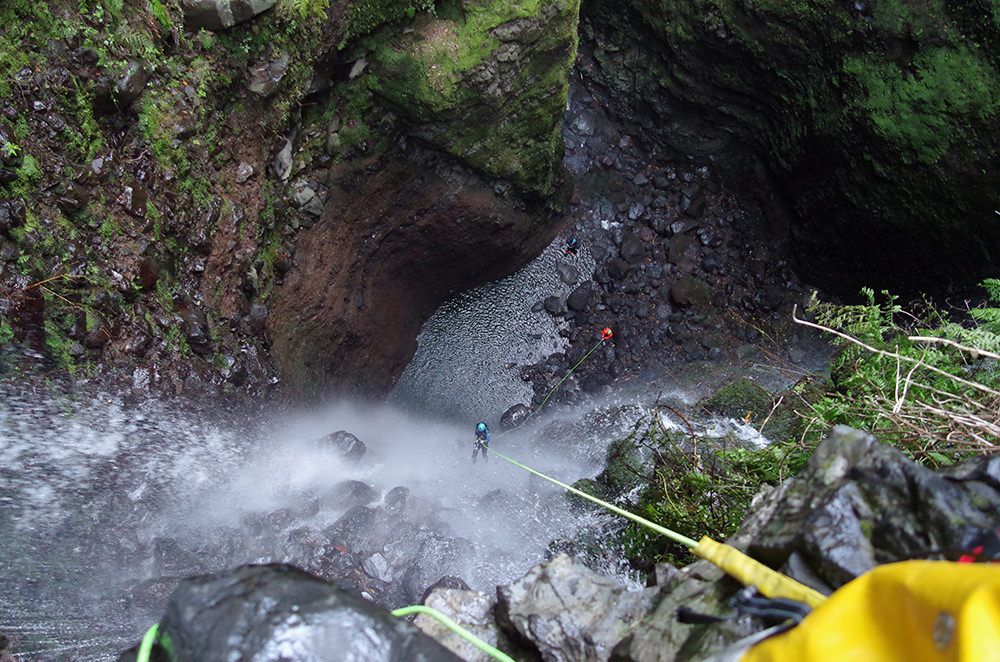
[615,427,1000,660]
[324,506,395,555]
[567,283,591,312]
[321,480,377,509]
[401,536,475,605]
[235,162,254,183]
[670,276,711,307]
[94,60,149,114]
[416,589,506,662]
[556,260,580,285]
[384,486,410,515]
[120,564,458,661]
[271,137,293,181]
[500,403,532,431]
[363,552,392,582]
[181,0,277,31]
[0,199,26,236]
[497,554,659,661]
[619,231,645,264]
[248,51,290,96]
[320,429,367,461]
[544,295,566,315]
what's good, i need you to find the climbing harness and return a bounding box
[135,605,514,662]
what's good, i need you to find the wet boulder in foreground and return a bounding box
[118,564,459,662]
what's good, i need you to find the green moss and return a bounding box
[698,378,772,421]
[0,319,14,346]
[342,0,436,44]
[845,46,1000,164]
[366,0,580,194]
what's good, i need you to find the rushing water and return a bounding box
[392,241,596,423]
[0,376,648,660]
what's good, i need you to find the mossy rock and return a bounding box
[597,434,647,497]
[698,378,772,422]
[365,0,581,196]
[567,478,608,511]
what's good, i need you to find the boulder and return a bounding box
[248,51,290,97]
[619,231,645,264]
[556,260,580,285]
[497,554,659,661]
[119,564,459,661]
[319,430,367,462]
[181,0,277,31]
[499,403,532,431]
[567,283,592,312]
[416,589,508,662]
[669,276,711,307]
[401,536,476,605]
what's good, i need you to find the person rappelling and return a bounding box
[563,235,580,256]
[473,422,490,463]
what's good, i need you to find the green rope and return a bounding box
[135,606,515,662]
[136,623,159,662]
[487,446,698,549]
[391,605,515,662]
[497,337,607,439]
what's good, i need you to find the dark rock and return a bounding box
[497,554,659,662]
[125,564,458,660]
[566,283,591,312]
[321,480,377,510]
[181,0,278,31]
[544,295,565,315]
[500,403,532,431]
[607,257,630,280]
[384,486,409,515]
[401,536,475,605]
[0,199,26,236]
[179,305,210,353]
[555,260,580,285]
[420,576,471,604]
[682,186,706,217]
[667,232,695,266]
[567,478,607,512]
[319,430,366,462]
[94,60,148,115]
[118,182,147,218]
[136,256,160,290]
[270,137,293,181]
[152,538,204,577]
[670,276,711,307]
[619,231,645,264]
[248,52,290,97]
[324,506,394,554]
[581,371,610,393]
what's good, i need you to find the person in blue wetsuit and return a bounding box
[473,422,490,463]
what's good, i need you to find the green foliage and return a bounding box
[343,0,436,44]
[0,318,14,346]
[807,282,1000,464]
[845,46,1000,164]
[621,418,807,566]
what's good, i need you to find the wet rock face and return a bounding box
[368,0,582,197]
[584,0,1000,293]
[123,564,459,661]
[268,146,564,398]
[181,0,277,31]
[497,554,660,661]
[614,427,1000,660]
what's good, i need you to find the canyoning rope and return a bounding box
[134,606,514,662]
[391,605,515,662]
[497,328,614,439]
[486,445,828,609]
[136,624,159,662]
